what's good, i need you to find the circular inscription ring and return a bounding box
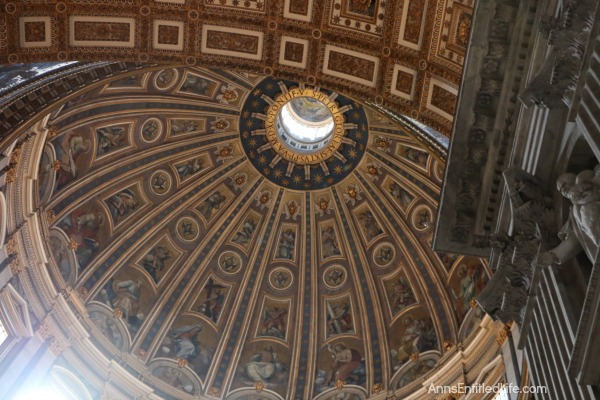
[265,88,345,165]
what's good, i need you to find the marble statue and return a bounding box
[541,166,600,264]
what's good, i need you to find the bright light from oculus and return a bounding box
[13,387,66,400]
[277,97,334,152]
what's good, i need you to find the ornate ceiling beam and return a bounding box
[0,0,473,136]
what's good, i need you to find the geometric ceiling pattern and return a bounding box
[21,66,492,399]
[0,0,473,136]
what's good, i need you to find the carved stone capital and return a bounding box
[9,256,23,274]
[5,235,19,256]
[46,210,56,223]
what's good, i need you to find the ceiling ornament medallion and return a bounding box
[149,170,171,196]
[154,68,179,91]
[373,242,395,267]
[218,251,242,275]
[240,77,368,190]
[323,265,347,289]
[268,267,293,291]
[140,118,162,143]
[176,216,200,242]
[410,204,434,232]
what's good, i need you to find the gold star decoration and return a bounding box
[443,339,453,351]
[78,287,88,298]
[359,143,365,150]
[273,169,282,178]
[265,83,274,90]
[282,179,290,185]
[327,177,335,184]
[46,210,56,223]
[314,174,323,183]
[334,165,343,175]
[469,298,478,308]
[304,182,311,188]
[245,119,254,128]
[252,100,261,109]
[249,150,256,159]
[242,131,250,139]
[242,110,250,118]
[348,149,357,159]
[258,155,267,165]
[355,132,363,140]
[255,381,265,393]
[361,124,367,132]
[248,138,257,147]
[263,167,271,175]
[292,175,302,183]
[177,358,188,368]
[353,111,360,119]
[253,88,262,96]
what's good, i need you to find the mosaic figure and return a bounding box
[232,218,257,245]
[326,301,354,336]
[322,226,341,258]
[391,316,438,369]
[152,366,195,394]
[358,210,382,241]
[53,132,91,191]
[89,309,125,351]
[454,262,487,316]
[176,157,204,180]
[107,188,139,222]
[325,343,363,386]
[389,277,416,313]
[276,229,296,260]
[180,74,210,96]
[171,119,201,135]
[260,306,288,339]
[96,125,127,155]
[197,191,227,220]
[170,324,204,359]
[389,181,414,209]
[401,146,429,168]
[197,278,226,323]
[244,345,286,382]
[141,245,172,283]
[58,209,104,268]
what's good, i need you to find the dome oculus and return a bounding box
[277,97,334,150]
[264,87,345,165]
[240,78,369,190]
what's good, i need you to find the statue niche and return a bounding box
[547,166,600,263]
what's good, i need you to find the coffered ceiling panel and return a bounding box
[0,0,473,136]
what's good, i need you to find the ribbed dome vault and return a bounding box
[25,66,491,399]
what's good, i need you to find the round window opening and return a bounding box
[276,97,335,154]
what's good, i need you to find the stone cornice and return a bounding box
[435,0,538,255]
